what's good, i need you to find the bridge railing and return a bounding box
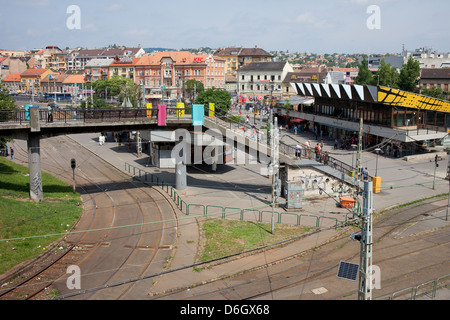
[0,107,198,125]
[208,107,363,182]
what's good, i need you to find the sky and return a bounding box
[1,0,449,54]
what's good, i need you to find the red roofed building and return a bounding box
[20,68,55,94]
[1,74,22,93]
[109,57,140,81]
[135,51,225,100]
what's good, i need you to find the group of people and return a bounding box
[295,140,329,164]
[334,136,359,151]
[0,145,14,160]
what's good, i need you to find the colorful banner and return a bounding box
[176,102,185,117]
[209,103,215,117]
[146,103,152,118]
[192,104,204,126]
[158,105,167,126]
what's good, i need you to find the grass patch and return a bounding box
[0,157,82,274]
[200,218,312,262]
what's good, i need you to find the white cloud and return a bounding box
[296,12,331,29]
[14,0,51,8]
[105,4,123,12]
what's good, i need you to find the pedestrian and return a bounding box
[315,143,321,161]
[320,139,324,150]
[294,125,298,135]
[363,168,369,180]
[295,144,302,158]
[47,103,53,122]
[324,152,329,165]
[334,139,338,150]
[99,134,103,146]
[10,148,14,160]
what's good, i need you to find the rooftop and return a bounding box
[238,61,288,72]
[421,68,450,79]
[20,68,48,76]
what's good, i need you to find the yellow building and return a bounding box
[20,68,55,94]
[214,46,273,76]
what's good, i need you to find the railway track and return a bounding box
[0,136,178,300]
[151,198,450,300]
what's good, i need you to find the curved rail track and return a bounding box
[0,136,178,300]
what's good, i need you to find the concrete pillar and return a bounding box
[28,132,43,202]
[176,161,187,190]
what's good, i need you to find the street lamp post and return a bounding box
[375,148,381,177]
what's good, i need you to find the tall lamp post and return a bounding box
[375,148,382,177]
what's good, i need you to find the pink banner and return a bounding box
[158,105,167,126]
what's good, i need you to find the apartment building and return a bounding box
[84,58,114,83]
[109,57,140,81]
[67,47,145,71]
[214,46,273,76]
[237,61,293,102]
[20,68,55,94]
[135,51,225,100]
[419,68,450,93]
[1,74,22,93]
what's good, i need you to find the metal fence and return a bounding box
[124,162,355,229]
[376,274,449,300]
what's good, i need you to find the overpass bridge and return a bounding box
[0,106,361,202]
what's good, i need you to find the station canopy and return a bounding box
[290,83,450,114]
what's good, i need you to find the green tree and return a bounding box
[397,57,421,92]
[376,59,399,88]
[182,79,204,101]
[0,84,17,146]
[195,87,232,114]
[0,84,16,110]
[91,75,140,107]
[420,86,448,101]
[355,57,376,86]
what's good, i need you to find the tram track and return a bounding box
[0,136,177,300]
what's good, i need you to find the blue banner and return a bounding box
[192,104,204,126]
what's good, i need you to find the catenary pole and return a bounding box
[358,180,374,300]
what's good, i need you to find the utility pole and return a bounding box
[446,159,450,221]
[271,117,280,234]
[136,131,142,158]
[355,118,363,184]
[433,155,439,190]
[358,180,374,300]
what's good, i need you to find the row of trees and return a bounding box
[355,56,422,93]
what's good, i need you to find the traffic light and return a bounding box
[71,159,76,170]
[435,155,439,168]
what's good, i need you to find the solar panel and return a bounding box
[337,261,359,281]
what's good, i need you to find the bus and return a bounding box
[43,92,72,101]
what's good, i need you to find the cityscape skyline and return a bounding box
[1,0,449,54]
